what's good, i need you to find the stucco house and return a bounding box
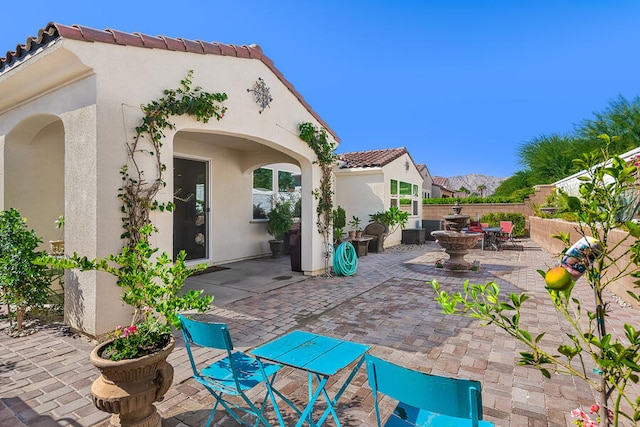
[416,163,433,199]
[0,23,338,337]
[555,146,640,197]
[334,147,423,247]
[431,177,455,198]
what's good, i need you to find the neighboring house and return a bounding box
[416,163,433,199]
[334,147,423,248]
[555,146,640,196]
[431,177,455,198]
[0,23,338,337]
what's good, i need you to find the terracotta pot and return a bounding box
[90,336,175,427]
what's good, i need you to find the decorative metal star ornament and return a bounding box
[247,78,273,113]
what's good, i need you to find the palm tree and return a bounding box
[476,184,487,197]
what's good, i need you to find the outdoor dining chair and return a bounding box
[178,314,282,427]
[365,354,494,426]
[497,221,522,250]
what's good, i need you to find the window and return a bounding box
[252,166,301,220]
[399,181,412,196]
[253,168,272,219]
[390,179,421,217]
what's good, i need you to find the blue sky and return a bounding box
[2,1,640,178]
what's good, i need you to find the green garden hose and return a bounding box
[333,242,358,276]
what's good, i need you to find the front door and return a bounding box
[173,157,208,261]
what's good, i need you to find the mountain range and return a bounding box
[439,174,508,197]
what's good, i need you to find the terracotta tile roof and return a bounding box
[432,177,448,186]
[0,22,338,142]
[338,147,410,169]
[432,177,453,191]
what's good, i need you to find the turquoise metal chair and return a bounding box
[178,314,282,427]
[365,355,494,427]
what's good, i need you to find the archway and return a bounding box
[5,114,65,249]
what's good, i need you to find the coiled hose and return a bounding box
[333,242,358,276]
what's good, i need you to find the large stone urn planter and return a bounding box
[268,239,285,258]
[90,336,175,427]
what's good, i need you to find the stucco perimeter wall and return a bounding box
[530,216,640,309]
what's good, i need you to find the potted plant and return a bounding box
[49,214,64,256]
[539,189,560,215]
[267,201,293,257]
[349,215,362,238]
[333,206,346,244]
[369,206,409,248]
[43,224,212,426]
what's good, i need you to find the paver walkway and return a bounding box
[1,239,638,426]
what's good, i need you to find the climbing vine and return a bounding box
[298,122,338,275]
[120,70,227,247]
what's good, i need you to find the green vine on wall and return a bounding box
[298,122,338,274]
[120,70,227,247]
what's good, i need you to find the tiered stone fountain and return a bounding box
[430,202,479,271]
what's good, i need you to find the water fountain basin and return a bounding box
[431,230,480,270]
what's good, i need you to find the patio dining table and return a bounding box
[482,227,502,251]
[250,330,370,427]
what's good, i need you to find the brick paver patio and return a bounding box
[1,239,638,426]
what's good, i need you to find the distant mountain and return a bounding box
[440,174,508,197]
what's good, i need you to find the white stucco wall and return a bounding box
[335,169,385,235]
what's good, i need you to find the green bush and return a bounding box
[0,208,51,333]
[479,212,526,237]
[423,195,528,204]
[267,201,293,241]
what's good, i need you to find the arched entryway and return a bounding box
[172,130,310,268]
[4,114,65,248]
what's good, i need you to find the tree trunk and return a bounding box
[16,307,25,333]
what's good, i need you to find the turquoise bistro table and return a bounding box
[250,330,370,427]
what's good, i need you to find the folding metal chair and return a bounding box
[178,314,282,427]
[497,221,522,250]
[365,354,494,426]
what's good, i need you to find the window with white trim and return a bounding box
[390,179,420,216]
[252,166,301,220]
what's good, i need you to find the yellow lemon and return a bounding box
[545,266,572,291]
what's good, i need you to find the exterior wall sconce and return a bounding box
[247,77,273,113]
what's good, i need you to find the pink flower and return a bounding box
[571,406,603,427]
[571,408,587,419]
[122,325,137,338]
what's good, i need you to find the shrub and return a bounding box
[423,195,527,204]
[0,208,52,333]
[479,212,526,237]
